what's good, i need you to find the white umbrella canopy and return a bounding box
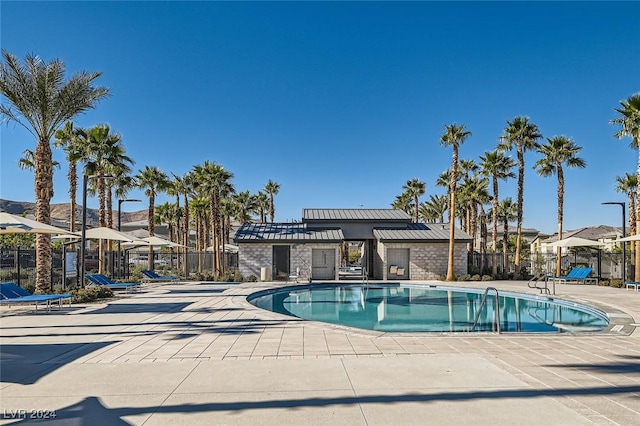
[0,211,76,236]
[548,237,605,247]
[84,227,147,243]
[616,234,640,242]
[139,236,184,247]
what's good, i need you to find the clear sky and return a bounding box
[1,1,639,235]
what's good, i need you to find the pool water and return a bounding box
[248,284,609,333]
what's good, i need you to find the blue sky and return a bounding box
[1,1,639,235]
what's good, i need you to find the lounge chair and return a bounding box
[141,270,178,282]
[85,274,141,293]
[0,282,71,311]
[625,281,640,291]
[552,267,597,285]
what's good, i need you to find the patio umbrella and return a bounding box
[616,234,640,242]
[0,211,75,235]
[83,227,147,244]
[121,235,184,248]
[548,237,605,247]
[141,236,185,247]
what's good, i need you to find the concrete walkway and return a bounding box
[1,280,639,425]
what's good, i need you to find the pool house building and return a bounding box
[233,208,473,281]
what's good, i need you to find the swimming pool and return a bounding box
[247,283,609,333]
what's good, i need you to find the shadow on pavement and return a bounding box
[0,342,115,385]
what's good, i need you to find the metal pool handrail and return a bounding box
[472,287,501,333]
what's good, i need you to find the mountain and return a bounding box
[0,199,148,227]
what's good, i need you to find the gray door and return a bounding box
[387,248,409,280]
[312,249,336,280]
[273,246,290,280]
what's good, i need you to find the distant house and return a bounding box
[233,208,473,281]
[534,225,622,255]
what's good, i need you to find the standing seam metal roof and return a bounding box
[373,223,473,241]
[303,209,411,221]
[234,223,344,242]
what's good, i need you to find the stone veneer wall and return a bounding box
[237,243,340,281]
[381,242,468,280]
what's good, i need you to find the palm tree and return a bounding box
[402,178,426,223]
[612,94,640,281]
[264,180,280,223]
[498,116,542,278]
[0,51,109,293]
[459,175,490,255]
[494,198,517,276]
[80,124,133,228]
[255,192,270,223]
[234,191,257,223]
[614,173,638,237]
[534,136,586,276]
[192,161,235,276]
[54,121,84,232]
[136,166,169,270]
[419,194,448,223]
[391,192,413,215]
[440,123,472,281]
[189,196,209,272]
[479,150,516,276]
[18,149,60,172]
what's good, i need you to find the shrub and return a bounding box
[470,274,481,281]
[71,286,114,303]
[609,279,624,288]
[246,274,258,282]
[481,275,493,281]
[457,274,471,281]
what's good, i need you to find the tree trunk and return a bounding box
[34,138,53,293]
[514,145,525,278]
[492,177,498,276]
[446,147,458,281]
[556,166,565,276]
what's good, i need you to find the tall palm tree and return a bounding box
[255,192,270,223]
[479,150,516,275]
[18,149,60,172]
[0,51,109,293]
[190,196,209,272]
[419,194,448,223]
[615,172,637,277]
[79,124,133,228]
[534,136,586,276]
[614,173,638,237]
[459,175,490,255]
[498,116,542,278]
[440,123,472,281]
[402,178,426,223]
[234,191,257,223]
[192,161,235,276]
[495,198,517,276]
[612,94,640,280]
[54,121,84,232]
[391,192,413,215]
[136,166,169,270]
[264,180,280,223]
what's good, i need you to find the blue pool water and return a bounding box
[247,284,609,333]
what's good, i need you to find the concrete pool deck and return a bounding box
[1,279,639,425]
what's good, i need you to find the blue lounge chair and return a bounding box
[0,282,71,311]
[625,281,640,291]
[552,267,596,285]
[86,274,141,293]
[141,270,178,281]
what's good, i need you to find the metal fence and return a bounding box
[0,246,238,290]
[469,250,631,280]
